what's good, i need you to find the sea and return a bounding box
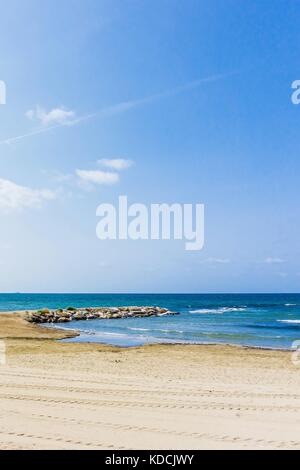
[1,293,300,349]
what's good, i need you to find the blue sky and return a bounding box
[0,0,299,293]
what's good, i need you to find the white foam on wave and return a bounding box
[189,307,246,314]
[155,329,184,334]
[128,327,184,334]
[128,327,151,332]
[277,319,300,324]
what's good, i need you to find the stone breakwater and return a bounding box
[25,306,179,324]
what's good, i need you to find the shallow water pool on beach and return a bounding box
[2,293,299,349]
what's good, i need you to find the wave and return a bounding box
[188,303,299,313]
[277,320,300,324]
[128,327,151,332]
[156,329,184,334]
[128,327,184,334]
[234,303,297,308]
[189,307,246,314]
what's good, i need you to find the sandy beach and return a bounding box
[0,312,300,450]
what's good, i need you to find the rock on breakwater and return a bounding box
[25,306,179,324]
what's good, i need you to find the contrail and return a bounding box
[0,71,236,145]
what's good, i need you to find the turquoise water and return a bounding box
[1,293,300,349]
[0,294,300,349]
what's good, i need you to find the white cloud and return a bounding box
[264,257,286,264]
[0,178,57,211]
[76,160,132,188]
[26,105,75,126]
[98,158,134,171]
[206,257,231,264]
[76,169,119,185]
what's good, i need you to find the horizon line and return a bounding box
[0,292,299,295]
